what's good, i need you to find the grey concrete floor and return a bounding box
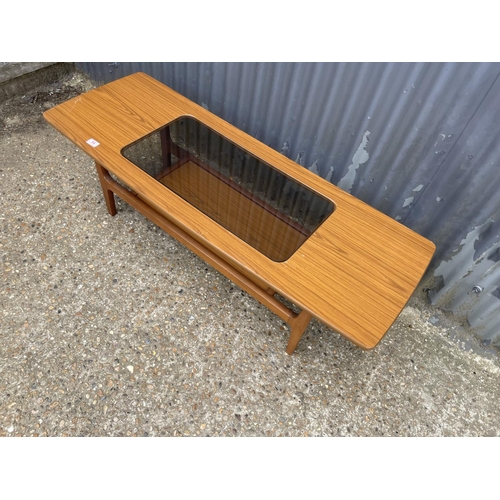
[1,70,500,437]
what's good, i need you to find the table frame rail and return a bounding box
[95,161,313,354]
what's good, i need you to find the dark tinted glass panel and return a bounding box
[122,117,334,261]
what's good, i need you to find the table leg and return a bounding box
[95,162,117,216]
[160,127,172,170]
[286,310,313,355]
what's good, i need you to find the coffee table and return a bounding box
[44,72,436,353]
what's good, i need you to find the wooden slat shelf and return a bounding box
[158,159,309,262]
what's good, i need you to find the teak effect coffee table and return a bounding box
[44,72,435,354]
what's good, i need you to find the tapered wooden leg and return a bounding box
[286,310,313,355]
[160,127,172,170]
[95,162,117,216]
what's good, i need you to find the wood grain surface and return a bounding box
[43,72,436,349]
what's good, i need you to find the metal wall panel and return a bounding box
[76,62,500,344]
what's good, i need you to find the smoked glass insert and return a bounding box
[122,117,334,262]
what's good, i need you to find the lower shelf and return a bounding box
[158,159,309,262]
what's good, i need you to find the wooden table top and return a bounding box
[43,72,436,349]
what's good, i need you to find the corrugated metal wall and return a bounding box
[76,62,500,345]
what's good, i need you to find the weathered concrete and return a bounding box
[1,69,499,436]
[0,62,74,103]
[0,63,56,84]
